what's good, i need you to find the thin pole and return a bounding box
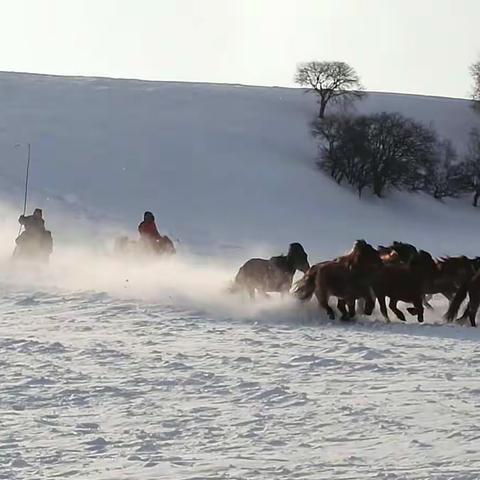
[17,143,31,236]
[22,143,31,216]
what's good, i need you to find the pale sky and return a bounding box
[0,0,478,98]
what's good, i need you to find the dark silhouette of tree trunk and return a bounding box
[474,190,480,207]
[319,98,328,119]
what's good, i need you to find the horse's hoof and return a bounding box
[417,318,424,323]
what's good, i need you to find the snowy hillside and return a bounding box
[3,73,480,479]
[0,72,479,258]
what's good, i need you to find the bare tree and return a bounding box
[463,128,480,206]
[471,59,480,110]
[363,113,436,197]
[426,140,460,200]
[295,61,365,118]
[313,112,437,198]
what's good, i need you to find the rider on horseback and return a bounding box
[138,211,175,254]
[14,208,53,262]
[19,208,45,233]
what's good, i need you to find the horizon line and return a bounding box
[0,69,472,102]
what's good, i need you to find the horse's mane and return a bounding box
[339,239,379,270]
[269,254,291,274]
[437,255,470,264]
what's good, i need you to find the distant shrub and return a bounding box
[461,128,480,206]
[313,112,439,198]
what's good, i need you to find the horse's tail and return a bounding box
[445,280,470,322]
[292,266,317,302]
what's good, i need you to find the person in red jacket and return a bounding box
[138,211,175,255]
[138,211,162,242]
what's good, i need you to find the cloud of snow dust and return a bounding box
[0,201,301,320]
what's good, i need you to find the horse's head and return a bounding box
[288,242,310,273]
[350,239,383,271]
[391,241,418,263]
[410,250,437,275]
[472,257,480,272]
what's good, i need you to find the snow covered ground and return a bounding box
[2,72,480,478]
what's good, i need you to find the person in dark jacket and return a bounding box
[14,208,53,262]
[19,208,45,234]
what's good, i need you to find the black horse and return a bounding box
[232,243,310,299]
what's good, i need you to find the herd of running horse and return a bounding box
[232,240,480,327]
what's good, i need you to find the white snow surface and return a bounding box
[1,72,480,479]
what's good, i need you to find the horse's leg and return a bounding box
[389,298,406,322]
[468,291,479,327]
[316,288,334,320]
[357,297,366,314]
[347,299,356,318]
[337,299,349,320]
[459,305,470,322]
[363,289,375,316]
[423,294,434,310]
[258,283,270,299]
[279,283,291,299]
[377,294,390,322]
[413,297,424,323]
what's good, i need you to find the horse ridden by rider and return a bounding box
[114,211,175,257]
[13,208,53,263]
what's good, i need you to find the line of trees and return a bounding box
[313,112,480,205]
[295,58,480,205]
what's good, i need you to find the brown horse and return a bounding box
[377,241,418,264]
[293,240,382,320]
[232,243,310,299]
[445,268,480,327]
[434,256,480,300]
[373,250,438,323]
[377,242,442,311]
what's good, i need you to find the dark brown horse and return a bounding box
[293,240,382,320]
[377,242,442,311]
[434,256,480,300]
[373,250,438,323]
[445,268,480,327]
[232,243,310,299]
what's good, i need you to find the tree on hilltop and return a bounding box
[295,61,365,118]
